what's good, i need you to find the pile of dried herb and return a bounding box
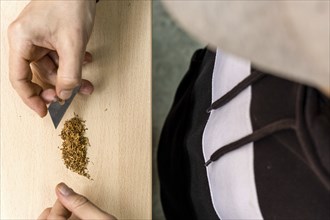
[59,114,92,179]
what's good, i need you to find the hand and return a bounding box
[8,0,96,117]
[38,183,116,220]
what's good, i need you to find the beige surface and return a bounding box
[163,1,330,94]
[1,1,151,219]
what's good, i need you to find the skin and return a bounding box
[38,183,116,220]
[8,0,97,117]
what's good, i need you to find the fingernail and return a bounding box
[58,183,73,196]
[52,96,59,103]
[60,90,72,100]
[80,87,94,95]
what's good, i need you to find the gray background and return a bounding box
[152,1,202,219]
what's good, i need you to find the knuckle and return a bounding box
[47,66,58,76]
[7,20,31,50]
[59,31,87,54]
[8,20,24,40]
[71,27,88,42]
[58,76,80,88]
[9,75,15,87]
[70,195,89,210]
[9,77,21,91]
[9,75,23,91]
[7,21,18,36]
[62,30,85,47]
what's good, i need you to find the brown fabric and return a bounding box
[205,119,296,166]
[207,69,265,112]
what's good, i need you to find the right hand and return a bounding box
[8,0,96,117]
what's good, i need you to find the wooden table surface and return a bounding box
[0,1,151,219]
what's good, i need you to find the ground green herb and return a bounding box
[59,113,92,179]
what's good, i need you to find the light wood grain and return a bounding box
[0,1,151,219]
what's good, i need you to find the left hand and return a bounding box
[38,183,116,220]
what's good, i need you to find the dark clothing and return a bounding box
[158,48,330,219]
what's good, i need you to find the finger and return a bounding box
[31,55,57,85]
[9,51,47,117]
[48,51,92,66]
[79,80,94,95]
[56,183,116,220]
[47,200,72,220]
[83,51,93,64]
[48,51,59,66]
[38,80,93,98]
[56,36,85,100]
[40,88,57,104]
[37,208,51,220]
[32,56,94,95]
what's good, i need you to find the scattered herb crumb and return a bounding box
[59,113,92,179]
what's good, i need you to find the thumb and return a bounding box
[56,183,116,220]
[56,38,84,100]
